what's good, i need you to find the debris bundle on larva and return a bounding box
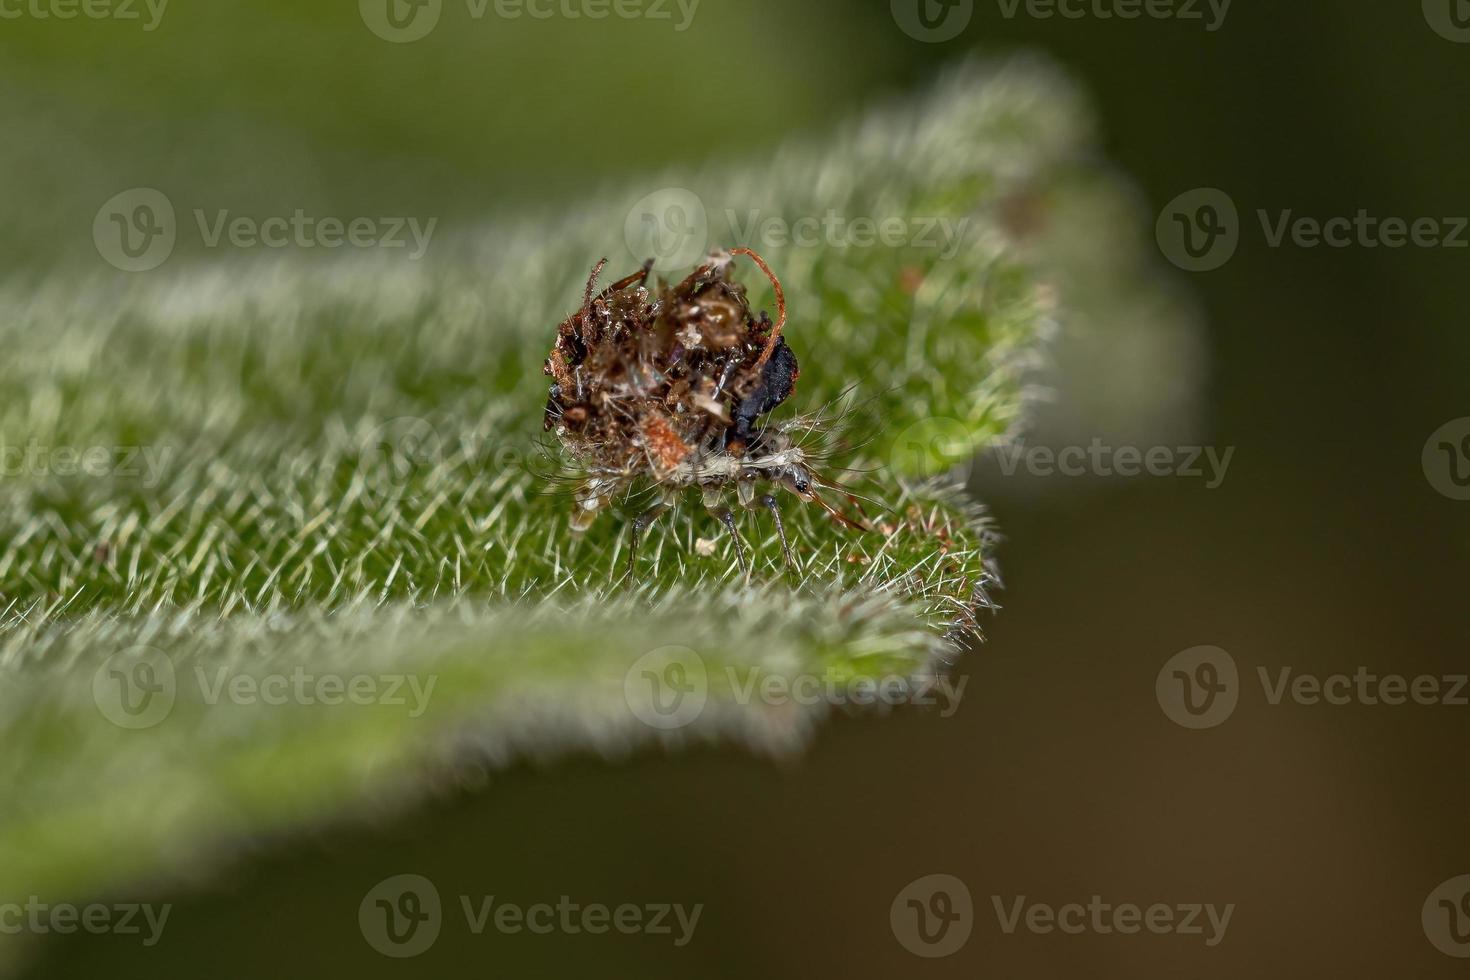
[542,248,862,574]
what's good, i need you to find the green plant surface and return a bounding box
[0,59,1178,939]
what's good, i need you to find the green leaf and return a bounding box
[0,58,1175,917]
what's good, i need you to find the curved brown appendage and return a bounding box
[606,260,654,295]
[808,490,868,532]
[581,258,609,322]
[730,247,787,371]
[548,258,610,390]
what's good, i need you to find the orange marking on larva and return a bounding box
[639,413,691,476]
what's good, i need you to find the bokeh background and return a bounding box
[3,0,1467,975]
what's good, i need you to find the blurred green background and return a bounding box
[3,0,1467,976]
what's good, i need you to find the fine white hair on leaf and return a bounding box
[0,57,1198,911]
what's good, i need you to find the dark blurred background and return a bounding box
[5,0,1467,975]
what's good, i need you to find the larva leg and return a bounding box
[628,489,677,577]
[715,509,749,576]
[704,486,749,576]
[758,493,794,573]
[738,478,792,575]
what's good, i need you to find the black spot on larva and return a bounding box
[729,337,799,449]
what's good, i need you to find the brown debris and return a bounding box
[543,251,798,485]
